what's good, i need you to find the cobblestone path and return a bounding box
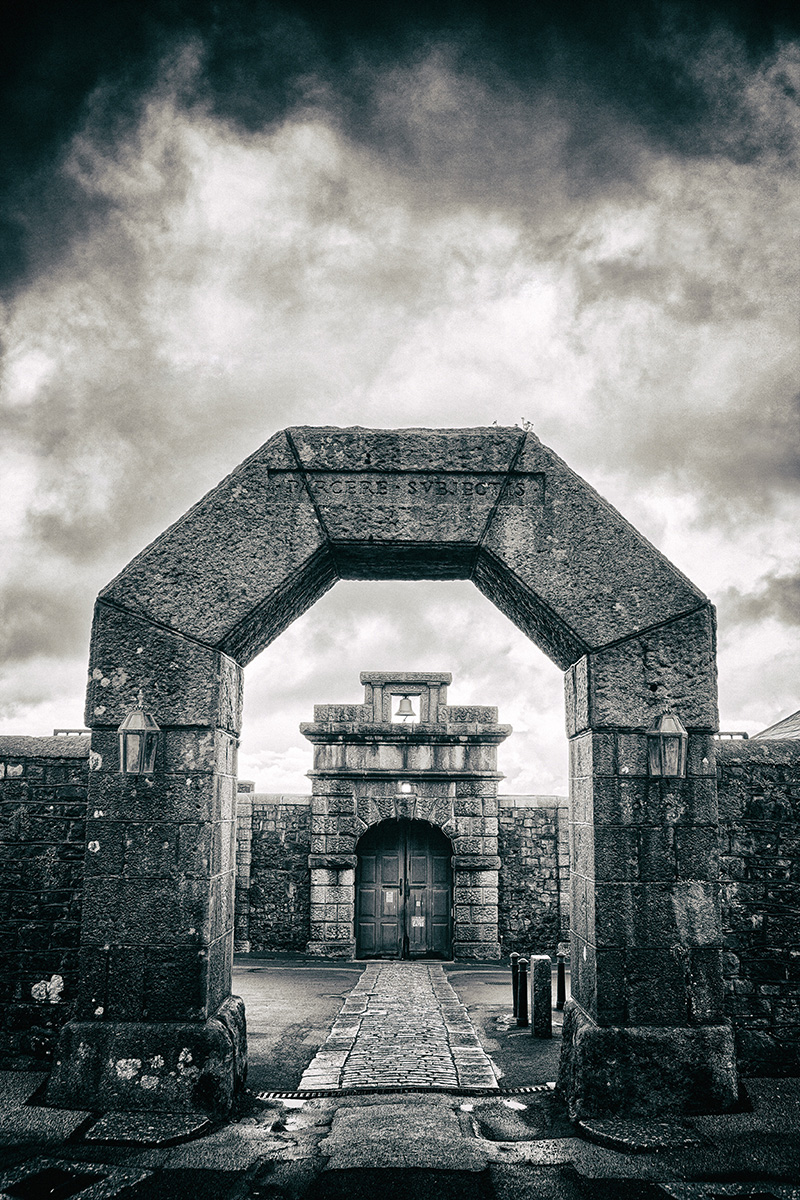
[298,962,498,1091]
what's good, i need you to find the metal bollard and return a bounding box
[556,940,569,1011]
[556,952,566,1011]
[516,958,529,1027]
[529,955,553,1038]
[510,952,520,1018]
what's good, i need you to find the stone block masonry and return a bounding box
[233,785,569,959]
[718,738,800,1076]
[498,794,569,955]
[301,672,511,960]
[236,793,311,953]
[0,736,89,1068]
[4,730,800,1085]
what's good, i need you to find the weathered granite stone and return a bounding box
[586,607,719,731]
[100,432,333,662]
[479,433,705,662]
[717,739,800,1075]
[85,603,243,731]
[46,995,246,1116]
[557,1001,737,1119]
[302,672,509,958]
[530,955,553,1038]
[84,1111,212,1145]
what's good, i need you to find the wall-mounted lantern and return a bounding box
[118,691,161,775]
[647,710,688,778]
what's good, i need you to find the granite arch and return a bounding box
[46,426,737,1120]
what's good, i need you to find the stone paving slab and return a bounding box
[318,1098,488,1170]
[298,962,499,1091]
[576,1117,705,1152]
[0,1104,92,1144]
[83,1111,212,1145]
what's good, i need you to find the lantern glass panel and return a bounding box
[120,731,141,773]
[662,735,682,777]
[647,735,662,776]
[142,731,158,773]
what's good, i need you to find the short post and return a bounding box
[556,942,567,1011]
[510,952,520,1019]
[530,955,553,1038]
[516,958,529,1028]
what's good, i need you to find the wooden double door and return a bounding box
[356,819,452,959]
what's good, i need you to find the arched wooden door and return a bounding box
[356,819,452,959]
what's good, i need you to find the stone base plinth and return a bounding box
[557,1002,738,1120]
[306,940,357,958]
[45,995,246,1117]
[454,941,502,960]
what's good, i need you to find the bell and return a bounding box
[394,695,415,722]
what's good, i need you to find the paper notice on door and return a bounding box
[411,916,425,928]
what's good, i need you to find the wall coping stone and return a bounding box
[250,793,312,806]
[717,740,800,767]
[239,791,567,808]
[498,794,568,808]
[360,671,453,685]
[0,735,89,758]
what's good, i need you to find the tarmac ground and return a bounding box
[1,956,799,1200]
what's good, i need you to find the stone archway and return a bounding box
[46,426,737,1119]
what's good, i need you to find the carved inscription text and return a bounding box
[269,472,544,506]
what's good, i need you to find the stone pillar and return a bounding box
[530,955,553,1038]
[558,608,738,1118]
[307,858,357,958]
[46,603,247,1115]
[452,860,501,959]
[305,780,358,957]
[452,781,501,959]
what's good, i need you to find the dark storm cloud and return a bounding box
[720,571,800,626]
[1,0,798,752]
[0,579,91,663]
[3,0,798,295]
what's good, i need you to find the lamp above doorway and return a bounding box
[647,710,688,778]
[118,691,161,775]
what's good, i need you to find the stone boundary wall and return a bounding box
[718,739,800,1075]
[0,736,89,1067]
[498,795,570,955]
[235,792,312,954]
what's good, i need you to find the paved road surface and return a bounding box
[299,962,498,1090]
[233,957,567,1092]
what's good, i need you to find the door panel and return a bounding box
[356,819,452,959]
[356,853,378,954]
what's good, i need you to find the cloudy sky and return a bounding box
[1,0,798,794]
